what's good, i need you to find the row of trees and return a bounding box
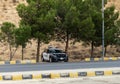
[0,0,120,62]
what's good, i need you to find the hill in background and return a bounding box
[0,0,120,61]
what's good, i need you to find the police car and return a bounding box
[41,47,68,62]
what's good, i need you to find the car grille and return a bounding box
[55,54,66,58]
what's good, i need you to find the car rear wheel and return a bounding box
[64,58,68,62]
[64,60,68,62]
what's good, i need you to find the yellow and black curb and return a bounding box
[0,60,36,65]
[0,57,119,65]
[84,57,120,62]
[0,70,120,81]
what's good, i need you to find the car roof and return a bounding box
[48,47,61,50]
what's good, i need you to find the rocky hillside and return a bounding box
[0,0,120,26]
[0,0,120,61]
[107,0,120,10]
[0,0,27,26]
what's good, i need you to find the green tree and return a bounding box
[115,20,120,45]
[86,0,103,58]
[55,0,78,53]
[55,0,95,54]
[17,0,56,62]
[72,0,95,49]
[71,0,111,58]
[104,6,119,56]
[82,0,107,58]
[114,20,120,52]
[0,22,17,61]
[87,0,119,57]
[14,24,31,60]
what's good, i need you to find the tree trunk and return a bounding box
[65,32,69,53]
[11,47,17,60]
[91,41,94,58]
[22,46,24,60]
[9,45,12,61]
[36,38,40,62]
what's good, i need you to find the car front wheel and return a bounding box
[49,57,53,62]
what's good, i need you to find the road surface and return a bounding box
[0,61,120,72]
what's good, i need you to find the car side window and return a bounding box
[47,49,54,53]
[47,49,50,53]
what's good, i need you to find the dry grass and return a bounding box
[0,40,119,62]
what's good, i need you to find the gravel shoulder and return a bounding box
[0,76,120,84]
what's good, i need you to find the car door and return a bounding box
[44,49,53,61]
[43,52,48,61]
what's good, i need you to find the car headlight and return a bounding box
[50,54,57,58]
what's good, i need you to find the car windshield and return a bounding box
[49,49,63,53]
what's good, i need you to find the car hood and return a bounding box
[52,53,67,57]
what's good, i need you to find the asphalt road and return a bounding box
[0,61,120,72]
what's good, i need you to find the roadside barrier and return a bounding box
[0,60,36,65]
[0,70,119,81]
[84,57,120,62]
[0,57,119,65]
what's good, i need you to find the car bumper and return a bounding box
[52,57,68,62]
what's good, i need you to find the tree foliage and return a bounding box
[115,20,120,45]
[87,0,120,57]
[55,0,95,53]
[14,24,31,60]
[104,6,119,46]
[0,22,17,61]
[17,0,56,62]
[55,0,79,53]
[14,0,120,60]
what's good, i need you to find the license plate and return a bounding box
[60,58,64,60]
